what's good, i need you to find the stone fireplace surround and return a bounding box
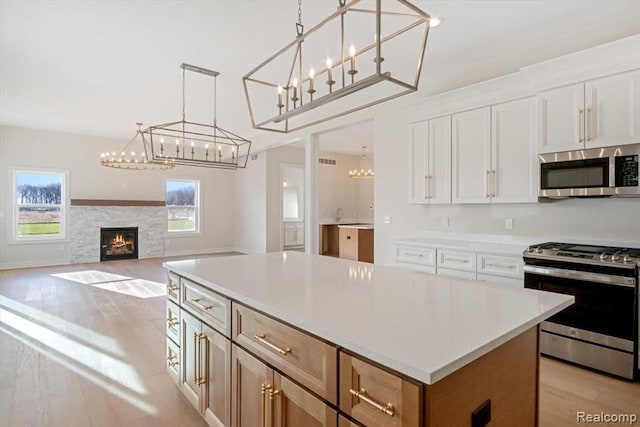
[69,200,165,264]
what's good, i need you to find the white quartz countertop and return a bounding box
[394,236,528,256]
[337,224,374,229]
[164,252,573,385]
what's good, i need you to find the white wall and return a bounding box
[233,151,267,254]
[0,125,236,268]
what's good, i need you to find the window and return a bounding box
[166,179,200,233]
[13,169,67,240]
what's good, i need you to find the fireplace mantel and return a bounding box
[71,199,166,207]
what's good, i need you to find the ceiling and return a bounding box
[1,1,639,143]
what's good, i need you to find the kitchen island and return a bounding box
[163,252,573,427]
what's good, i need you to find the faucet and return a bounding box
[336,208,343,222]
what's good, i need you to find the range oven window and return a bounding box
[525,274,635,341]
[540,158,609,190]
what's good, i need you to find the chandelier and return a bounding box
[144,64,251,169]
[242,0,432,133]
[349,146,374,178]
[100,122,175,170]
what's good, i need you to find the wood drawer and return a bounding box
[232,303,338,404]
[339,415,364,426]
[395,246,436,266]
[477,253,523,279]
[166,300,181,345]
[166,337,180,385]
[167,272,180,304]
[182,278,231,338]
[339,352,421,427]
[437,250,476,272]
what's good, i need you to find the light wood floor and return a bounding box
[1,256,639,427]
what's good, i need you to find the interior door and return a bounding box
[271,372,337,427]
[202,324,231,427]
[231,345,273,427]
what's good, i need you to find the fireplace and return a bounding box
[100,227,138,261]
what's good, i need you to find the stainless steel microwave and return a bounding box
[539,144,640,198]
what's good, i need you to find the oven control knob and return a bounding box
[535,247,543,254]
[623,255,631,263]
[528,247,536,253]
[612,254,621,262]
[599,254,609,261]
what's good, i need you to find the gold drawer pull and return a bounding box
[167,355,178,368]
[350,388,395,417]
[254,334,291,356]
[191,298,214,310]
[167,284,178,292]
[485,262,516,270]
[166,316,179,327]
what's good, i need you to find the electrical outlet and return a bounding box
[383,215,391,224]
[505,218,514,230]
[442,216,449,227]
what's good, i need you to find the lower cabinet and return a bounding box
[180,308,231,427]
[232,345,337,427]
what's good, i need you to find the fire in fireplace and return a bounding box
[100,227,138,261]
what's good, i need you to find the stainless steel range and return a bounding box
[523,242,639,380]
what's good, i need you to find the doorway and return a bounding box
[281,164,305,251]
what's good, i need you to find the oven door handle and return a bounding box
[524,265,636,288]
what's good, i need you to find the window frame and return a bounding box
[11,167,69,243]
[165,178,201,236]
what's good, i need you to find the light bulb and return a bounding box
[191,141,194,147]
[121,151,125,156]
[349,45,356,57]
[205,143,209,149]
[429,17,441,27]
[175,139,180,145]
[277,85,283,94]
[131,151,135,156]
[292,77,299,87]
[326,58,332,68]
[161,137,165,143]
[309,68,315,79]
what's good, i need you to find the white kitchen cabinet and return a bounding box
[477,274,522,287]
[408,116,451,204]
[283,221,304,247]
[436,268,477,280]
[585,70,640,148]
[538,70,640,153]
[491,97,537,203]
[452,107,492,204]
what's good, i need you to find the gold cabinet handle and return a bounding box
[254,334,291,356]
[578,108,584,143]
[491,170,496,197]
[193,332,199,385]
[350,388,395,417]
[261,383,272,427]
[191,298,214,311]
[167,283,178,292]
[195,333,206,385]
[269,389,280,426]
[166,316,179,327]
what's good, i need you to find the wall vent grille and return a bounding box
[319,158,336,165]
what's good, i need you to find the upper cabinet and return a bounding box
[491,97,537,203]
[538,70,640,153]
[408,116,451,204]
[452,107,492,204]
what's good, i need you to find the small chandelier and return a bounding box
[243,0,432,133]
[349,146,374,179]
[100,122,175,170]
[145,64,251,169]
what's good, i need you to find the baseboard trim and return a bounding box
[0,258,70,270]
[232,247,264,255]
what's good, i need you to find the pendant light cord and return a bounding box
[182,66,186,122]
[296,0,304,36]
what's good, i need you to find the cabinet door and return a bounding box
[271,373,337,427]
[231,345,273,427]
[452,107,492,204]
[491,97,537,203]
[538,83,585,153]
[202,324,231,427]
[585,70,640,148]
[427,116,452,204]
[339,227,359,261]
[180,309,203,411]
[408,122,428,203]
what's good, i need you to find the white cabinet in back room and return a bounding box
[408,116,451,204]
[538,69,640,153]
